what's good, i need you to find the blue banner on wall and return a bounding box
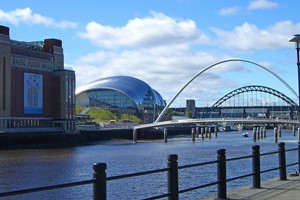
[24,73,43,114]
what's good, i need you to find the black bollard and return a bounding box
[93,163,107,200]
[252,145,261,188]
[217,149,227,199]
[278,142,287,180]
[168,154,179,200]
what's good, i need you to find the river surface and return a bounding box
[0,130,298,199]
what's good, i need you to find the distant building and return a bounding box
[76,76,165,123]
[0,25,75,132]
[186,99,196,118]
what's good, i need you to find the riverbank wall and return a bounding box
[0,125,222,149]
[0,131,85,149]
[0,126,199,149]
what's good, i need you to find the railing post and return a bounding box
[168,154,179,200]
[93,163,107,200]
[278,142,287,180]
[252,145,261,188]
[217,149,226,199]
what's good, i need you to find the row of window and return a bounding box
[88,90,136,110]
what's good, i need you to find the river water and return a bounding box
[0,130,298,199]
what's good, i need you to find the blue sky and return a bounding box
[1,0,300,107]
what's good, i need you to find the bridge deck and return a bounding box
[134,118,300,130]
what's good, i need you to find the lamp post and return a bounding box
[289,34,300,120]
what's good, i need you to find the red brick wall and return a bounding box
[51,76,61,119]
[42,72,53,117]
[10,69,23,116]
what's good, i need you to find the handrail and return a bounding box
[107,167,169,181]
[0,142,299,199]
[178,159,218,169]
[0,179,94,197]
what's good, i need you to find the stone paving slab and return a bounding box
[204,174,300,200]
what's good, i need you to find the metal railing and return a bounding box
[0,142,299,199]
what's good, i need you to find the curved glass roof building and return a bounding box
[76,76,165,118]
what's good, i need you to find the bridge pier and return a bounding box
[278,126,282,137]
[293,126,296,137]
[263,127,266,138]
[257,127,260,140]
[215,125,218,138]
[274,127,278,143]
[205,127,208,138]
[253,127,257,141]
[133,129,137,143]
[164,128,168,143]
[208,127,212,138]
[201,128,204,139]
[298,128,300,142]
[260,127,263,139]
[191,128,195,142]
[196,127,200,138]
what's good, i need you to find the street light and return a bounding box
[289,34,300,120]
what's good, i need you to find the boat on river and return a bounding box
[243,132,249,137]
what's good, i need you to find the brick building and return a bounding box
[0,25,75,133]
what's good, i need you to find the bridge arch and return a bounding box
[203,85,299,118]
[212,85,298,108]
[155,58,298,123]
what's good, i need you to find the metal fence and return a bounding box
[0,142,299,199]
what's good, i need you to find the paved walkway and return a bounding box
[204,173,300,200]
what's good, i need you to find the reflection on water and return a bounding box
[0,130,298,199]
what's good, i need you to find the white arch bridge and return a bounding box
[134,58,300,130]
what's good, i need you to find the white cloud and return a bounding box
[0,7,77,29]
[79,11,209,49]
[211,21,300,51]
[219,7,241,16]
[73,43,250,106]
[248,0,278,10]
[74,12,296,106]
